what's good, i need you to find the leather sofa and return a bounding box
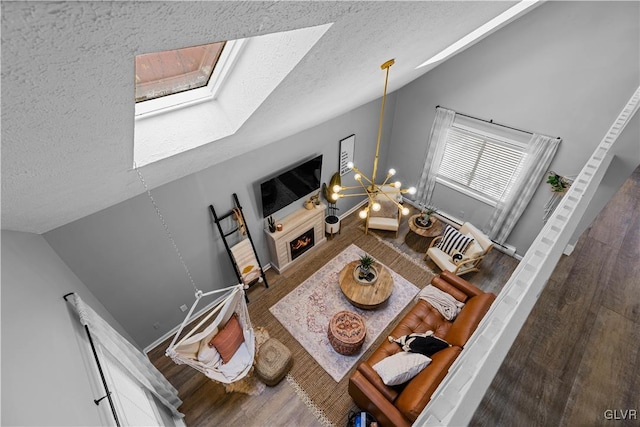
[348,271,496,427]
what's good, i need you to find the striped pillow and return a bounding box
[436,225,474,256]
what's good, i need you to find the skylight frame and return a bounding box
[133,23,333,167]
[134,39,246,117]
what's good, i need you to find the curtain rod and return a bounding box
[436,105,561,140]
[64,293,121,426]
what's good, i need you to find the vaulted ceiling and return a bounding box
[1,1,523,233]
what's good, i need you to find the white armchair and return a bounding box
[425,222,493,276]
[365,186,402,237]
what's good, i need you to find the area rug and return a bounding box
[269,244,420,382]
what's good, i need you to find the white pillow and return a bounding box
[372,352,431,386]
[197,327,221,365]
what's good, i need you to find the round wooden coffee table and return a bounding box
[408,215,444,238]
[339,261,393,310]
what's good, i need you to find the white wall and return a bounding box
[43,94,395,349]
[1,230,133,426]
[388,1,640,254]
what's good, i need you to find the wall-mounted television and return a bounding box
[260,154,323,218]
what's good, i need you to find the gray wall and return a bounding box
[44,94,395,349]
[388,1,640,254]
[1,230,132,426]
[42,1,639,352]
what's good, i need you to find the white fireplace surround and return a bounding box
[265,203,327,273]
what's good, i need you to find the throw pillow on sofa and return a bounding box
[389,331,450,357]
[372,351,432,386]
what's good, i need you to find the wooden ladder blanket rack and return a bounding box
[209,193,268,301]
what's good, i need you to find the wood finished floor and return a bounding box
[149,168,639,426]
[471,166,640,427]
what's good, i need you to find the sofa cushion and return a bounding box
[430,275,468,302]
[444,293,496,347]
[373,352,432,386]
[427,246,457,272]
[369,198,397,218]
[387,299,452,343]
[367,216,399,231]
[394,346,461,422]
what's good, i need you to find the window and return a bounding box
[436,123,527,205]
[134,39,243,117]
[135,41,226,103]
[133,23,333,167]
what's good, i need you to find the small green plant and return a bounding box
[547,172,568,192]
[359,253,375,271]
[422,205,438,220]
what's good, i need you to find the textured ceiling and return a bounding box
[1,1,519,233]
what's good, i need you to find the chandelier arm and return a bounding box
[350,166,373,185]
[339,184,369,191]
[338,192,371,198]
[380,174,394,187]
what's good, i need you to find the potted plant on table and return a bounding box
[416,205,438,228]
[358,253,375,275]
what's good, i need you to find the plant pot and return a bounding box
[325,215,340,235]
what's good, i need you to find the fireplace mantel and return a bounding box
[265,203,327,273]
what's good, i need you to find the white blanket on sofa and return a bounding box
[418,285,465,321]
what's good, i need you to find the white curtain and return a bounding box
[69,293,184,418]
[486,134,561,243]
[415,107,456,207]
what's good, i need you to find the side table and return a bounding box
[408,215,444,238]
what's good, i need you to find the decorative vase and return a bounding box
[415,215,432,228]
[353,264,378,285]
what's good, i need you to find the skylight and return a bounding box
[135,42,226,103]
[133,23,333,167]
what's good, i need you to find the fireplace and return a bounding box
[290,228,315,261]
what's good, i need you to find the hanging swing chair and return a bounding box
[166,284,255,384]
[134,166,257,385]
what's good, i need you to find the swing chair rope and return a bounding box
[134,164,198,293]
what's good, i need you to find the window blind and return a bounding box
[437,125,526,203]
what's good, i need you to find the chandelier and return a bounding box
[331,59,416,219]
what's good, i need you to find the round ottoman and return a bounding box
[328,311,366,355]
[255,338,292,386]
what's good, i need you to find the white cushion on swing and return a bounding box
[197,340,221,365]
[218,341,252,381]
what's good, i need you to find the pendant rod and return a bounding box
[372,59,395,188]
